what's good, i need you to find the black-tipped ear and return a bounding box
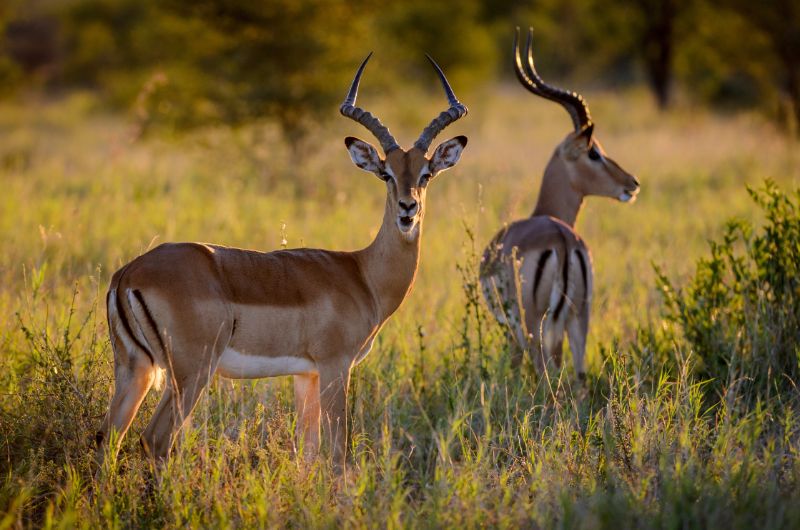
[344,136,358,148]
[454,135,468,148]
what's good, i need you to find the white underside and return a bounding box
[217,347,317,379]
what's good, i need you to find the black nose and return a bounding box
[632,176,640,187]
[398,199,417,211]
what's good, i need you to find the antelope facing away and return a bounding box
[480,28,640,379]
[95,54,468,473]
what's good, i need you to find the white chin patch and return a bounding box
[397,217,419,239]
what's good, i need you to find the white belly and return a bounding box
[217,348,317,379]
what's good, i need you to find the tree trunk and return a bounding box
[642,0,676,110]
[784,57,800,132]
[726,0,799,132]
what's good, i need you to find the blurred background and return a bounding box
[1,0,798,142]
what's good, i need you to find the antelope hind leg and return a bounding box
[140,373,211,463]
[95,347,156,469]
[567,310,589,381]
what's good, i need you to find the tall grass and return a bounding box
[1,88,799,527]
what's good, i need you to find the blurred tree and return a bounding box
[637,0,679,108]
[4,17,58,75]
[579,0,688,109]
[721,0,800,129]
[1,0,498,142]
[1,0,797,133]
[508,0,593,81]
[675,1,774,110]
[2,0,377,141]
[499,0,683,107]
[160,0,374,142]
[0,0,57,93]
[379,0,497,91]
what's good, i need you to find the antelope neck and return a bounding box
[531,156,584,228]
[355,197,421,321]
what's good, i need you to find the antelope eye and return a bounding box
[588,147,601,161]
[419,173,432,184]
[379,171,391,181]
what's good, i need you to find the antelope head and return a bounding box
[342,54,468,242]
[515,28,640,204]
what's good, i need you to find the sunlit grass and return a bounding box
[1,87,799,527]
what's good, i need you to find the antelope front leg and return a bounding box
[318,362,351,474]
[293,373,320,460]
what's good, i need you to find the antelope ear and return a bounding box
[564,124,594,159]
[578,123,594,145]
[345,137,385,177]
[429,136,468,176]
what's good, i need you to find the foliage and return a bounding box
[720,0,800,127]
[675,1,783,119]
[2,0,798,137]
[157,0,373,141]
[0,0,499,142]
[45,0,374,140]
[656,181,800,405]
[378,0,497,91]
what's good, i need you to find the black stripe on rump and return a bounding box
[132,289,166,356]
[105,290,111,329]
[532,249,553,302]
[553,248,570,321]
[114,287,154,363]
[576,250,588,299]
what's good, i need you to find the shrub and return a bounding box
[656,180,800,406]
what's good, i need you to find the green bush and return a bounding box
[656,180,800,406]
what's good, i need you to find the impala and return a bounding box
[95,54,468,473]
[480,28,640,379]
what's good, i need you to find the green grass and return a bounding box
[1,87,799,528]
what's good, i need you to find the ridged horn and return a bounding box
[413,55,468,153]
[514,27,592,131]
[340,53,400,153]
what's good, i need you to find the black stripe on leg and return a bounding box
[115,287,153,363]
[553,248,570,321]
[532,249,553,301]
[132,289,166,355]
